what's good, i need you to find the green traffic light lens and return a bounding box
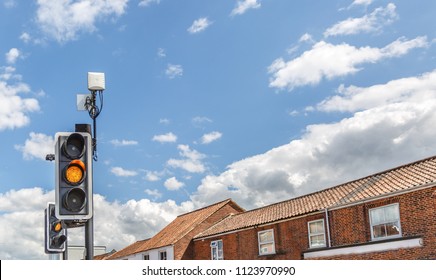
[63,188,86,212]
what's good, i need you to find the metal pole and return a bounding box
[62,228,68,260]
[85,146,94,260]
[85,217,94,260]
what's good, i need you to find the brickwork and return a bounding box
[194,213,327,260]
[193,187,436,260]
[177,202,243,260]
[319,186,436,260]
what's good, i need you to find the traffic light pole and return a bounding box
[62,229,68,260]
[85,216,93,260]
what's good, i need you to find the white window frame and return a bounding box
[369,203,402,241]
[308,219,326,248]
[143,254,150,260]
[159,250,167,260]
[210,240,224,260]
[258,229,276,255]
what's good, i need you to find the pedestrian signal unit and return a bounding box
[45,202,67,253]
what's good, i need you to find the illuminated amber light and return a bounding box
[53,222,62,232]
[65,160,85,184]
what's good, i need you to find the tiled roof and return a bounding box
[138,199,242,252]
[195,155,436,239]
[107,239,150,260]
[109,199,244,259]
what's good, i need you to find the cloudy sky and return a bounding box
[1,0,436,259]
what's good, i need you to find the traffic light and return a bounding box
[55,132,93,220]
[45,203,67,253]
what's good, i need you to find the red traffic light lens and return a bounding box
[62,133,85,159]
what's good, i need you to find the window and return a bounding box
[308,219,326,248]
[258,229,275,255]
[159,250,167,260]
[143,254,150,260]
[210,240,223,260]
[369,203,401,240]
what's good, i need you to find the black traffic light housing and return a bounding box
[55,132,93,220]
[45,203,67,253]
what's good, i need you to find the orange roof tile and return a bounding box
[195,155,436,239]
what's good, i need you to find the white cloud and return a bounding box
[159,118,170,125]
[35,0,128,43]
[325,3,398,37]
[144,188,162,200]
[110,167,138,177]
[19,33,32,43]
[14,132,54,160]
[152,132,177,143]
[165,64,183,79]
[0,67,40,131]
[192,116,212,124]
[157,48,166,58]
[201,131,223,144]
[144,170,164,182]
[351,0,373,7]
[110,139,138,146]
[167,144,206,173]
[164,177,185,191]
[318,70,436,113]
[230,0,261,16]
[268,36,428,91]
[5,48,21,64]
[0,187,194,259]
[139,0,160,7]
[299,33,314,43]
[187,17,212,34]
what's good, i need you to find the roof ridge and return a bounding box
[244,155,436,213]
[176,198,232,218]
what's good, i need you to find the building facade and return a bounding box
[192,156,436,260]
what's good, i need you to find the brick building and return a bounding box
[108,199,244,260]
[192,156,436,260]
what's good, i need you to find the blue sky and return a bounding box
[1,0,436,259]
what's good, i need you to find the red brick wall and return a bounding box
[321,186,436,259]
[177,202,244,260]
[193,214,327,260]
[193,187,436,260]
